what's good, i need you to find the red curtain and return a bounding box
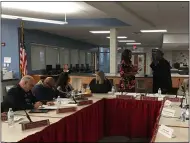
[104,99,162,139]
[18,99,161,142]
[19,99,104,142]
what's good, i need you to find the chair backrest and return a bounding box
[5,85,14,93]
[108,79,114,86]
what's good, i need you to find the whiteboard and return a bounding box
[45,46,59,68]
[70,49,79,65]
[60,48,70,66]
[31,45,45,70]
[79,50,86,65]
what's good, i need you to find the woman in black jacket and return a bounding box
[89,71,112,93]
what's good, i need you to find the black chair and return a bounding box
[108,79,114,86]
[76,64,80,72]
[56,64,61,74]
[46,65,53,75]
[80,64,85,72]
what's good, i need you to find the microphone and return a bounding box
[24,110,32,122]
[176,78,181,98]
[72,96,77,104]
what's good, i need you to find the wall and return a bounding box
[163,50,189,67]
[22,29,96,74]
[1,20,20,78]
[1,19,96,78]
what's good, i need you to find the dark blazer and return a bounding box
[32,84,58,102]
[150,58,172,93]
[89,78,112,93]
[2,84,37,112]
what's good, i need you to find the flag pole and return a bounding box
[21,21,24,44]
[20,21,24,77]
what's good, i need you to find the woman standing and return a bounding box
[119,49,138,92]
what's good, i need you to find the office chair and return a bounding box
[56,64,61,74]
[46,65,53,75]
[85,64,90,73]
[76,64,80,72]
[80,64,85,72]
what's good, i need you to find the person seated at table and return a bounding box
[1,75,43,111]
[32,77,58,102]
[177,79,189,96]
[56,72,74,98]
[36,75,47,85]
[89,71,112,93]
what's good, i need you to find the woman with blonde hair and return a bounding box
[89,71,112,93]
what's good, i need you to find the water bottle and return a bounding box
[7,108,14,127]
[86,85,90,90]
[56,96,61,108]
[158,88,161,96]
[180,108,186,122]
[71,90,75,97]
[112,86,115,95]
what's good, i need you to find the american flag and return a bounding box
[20,32,27,77]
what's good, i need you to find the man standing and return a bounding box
[1,75,42,111]
[150,50,172,94]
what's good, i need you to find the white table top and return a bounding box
[1,94,189,142]
[154,127,188,142]
[2,116,61,142]
[159,104,189,128]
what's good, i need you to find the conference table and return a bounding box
[2,93,189,142]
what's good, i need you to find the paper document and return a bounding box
[158,124,174,138]
[5,117,24,123]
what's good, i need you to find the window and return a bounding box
[31,44,45,70]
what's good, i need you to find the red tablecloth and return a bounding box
[19,98,162,142]
[19,99,104,142]
[104,99,162,139]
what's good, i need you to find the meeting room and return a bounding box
[0,1,189,142]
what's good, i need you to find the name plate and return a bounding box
[82,93,92,97]
[162,108,175,117]
[1,114,7,121]
[116,95,134,100]
[77,100,93,106]
[158,124,174,138]
[141,96,158,101]
[21,119,50,131]
[164,97,181,102]
[56,107,77,114]
[164,100,172,106]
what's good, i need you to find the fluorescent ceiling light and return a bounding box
[1,2,80,14]
[118,40,135,42]
[126,43,141,45]
[1,14,67,25]
[140,30,167,33]
[90,31,110,34]
[107,36,127,39]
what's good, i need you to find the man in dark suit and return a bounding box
[1,75,42,112]
[150,50,172,94]
[32,77,58,102]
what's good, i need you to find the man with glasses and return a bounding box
[32,77,58,103]
[1,75,42,111]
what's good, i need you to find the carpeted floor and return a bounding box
[98,136,149,143]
